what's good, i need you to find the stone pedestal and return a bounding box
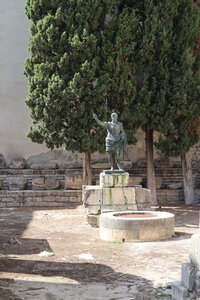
[100,171,129,187]
[83,171,151,227]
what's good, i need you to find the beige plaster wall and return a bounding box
[0,0,48,163]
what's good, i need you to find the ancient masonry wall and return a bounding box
[0,161,199,207]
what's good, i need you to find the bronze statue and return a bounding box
[93,113,127,172]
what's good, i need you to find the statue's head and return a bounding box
[111,113,118,122]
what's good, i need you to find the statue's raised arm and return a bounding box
[93,113,106,128]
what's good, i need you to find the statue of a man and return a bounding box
[93,112,127,171]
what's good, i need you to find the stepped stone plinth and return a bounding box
[83,171,151,226]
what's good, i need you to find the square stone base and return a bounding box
[100,171,129,188]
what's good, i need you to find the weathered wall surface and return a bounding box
[0,0,49,164]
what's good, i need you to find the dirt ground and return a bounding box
[0,204,199,300]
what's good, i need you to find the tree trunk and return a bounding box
[181,151,195,204]
[83,152,92,185]
[146,127,158,206]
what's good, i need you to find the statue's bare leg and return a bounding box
[116,149,124,172]
[108,152,114,171]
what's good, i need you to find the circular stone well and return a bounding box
[100,211,174,242]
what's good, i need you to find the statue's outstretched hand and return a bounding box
[93,113,97,119]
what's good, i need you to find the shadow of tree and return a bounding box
[0,259,152,284]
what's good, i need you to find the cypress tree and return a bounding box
[24,0,114,184]
[103,0,200,205]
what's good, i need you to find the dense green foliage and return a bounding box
[25,0,115,153]
[104,0,200,156]
[25,0,200,159]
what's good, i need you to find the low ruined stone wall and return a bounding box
[0,190,82,208]
[0,163,199,207]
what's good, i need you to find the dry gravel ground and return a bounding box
[0,204,199,300]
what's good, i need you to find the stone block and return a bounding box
[44,179,60,190]
[56,196,69,202]
[124,188,136,204]
[155,158,170,168]
[102,188,126,205]
[34,197,43,202]
[172,281,189,300]
[87,206,101,215]
[87,215,99,228]
[33,178,59,190]
[102,187,136,206]
[0,154,6,169]
[100,172,129,187]
[30,162,58,169]
[121,161,132,170]
[157,189,184,205]
[7,202,20,207]
[137,204,151,210]
[127,204,138,210]
[92,162,110,169]
[70,196,81,203]
[26,197,34,202]
[24,201,36,206]
[6,177,27,190]
[135,187,151,204]
[43,196,55,202]
[181,263,195,291]
[101,205,126,212]
[2,197,13,202]
[0,181,3,190]
[128,177,142,186]
[195,278,200,292]
[10,158,26,169]
[40,201,58,206]
[190,234,200,270]
[65,173,83,189]
[82,186,102,206]
[156,177,162,189]
[135,159,146,168]
[167,182,183,190]
[32,178,45,190]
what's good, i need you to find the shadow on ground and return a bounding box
[0,204,80,255]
